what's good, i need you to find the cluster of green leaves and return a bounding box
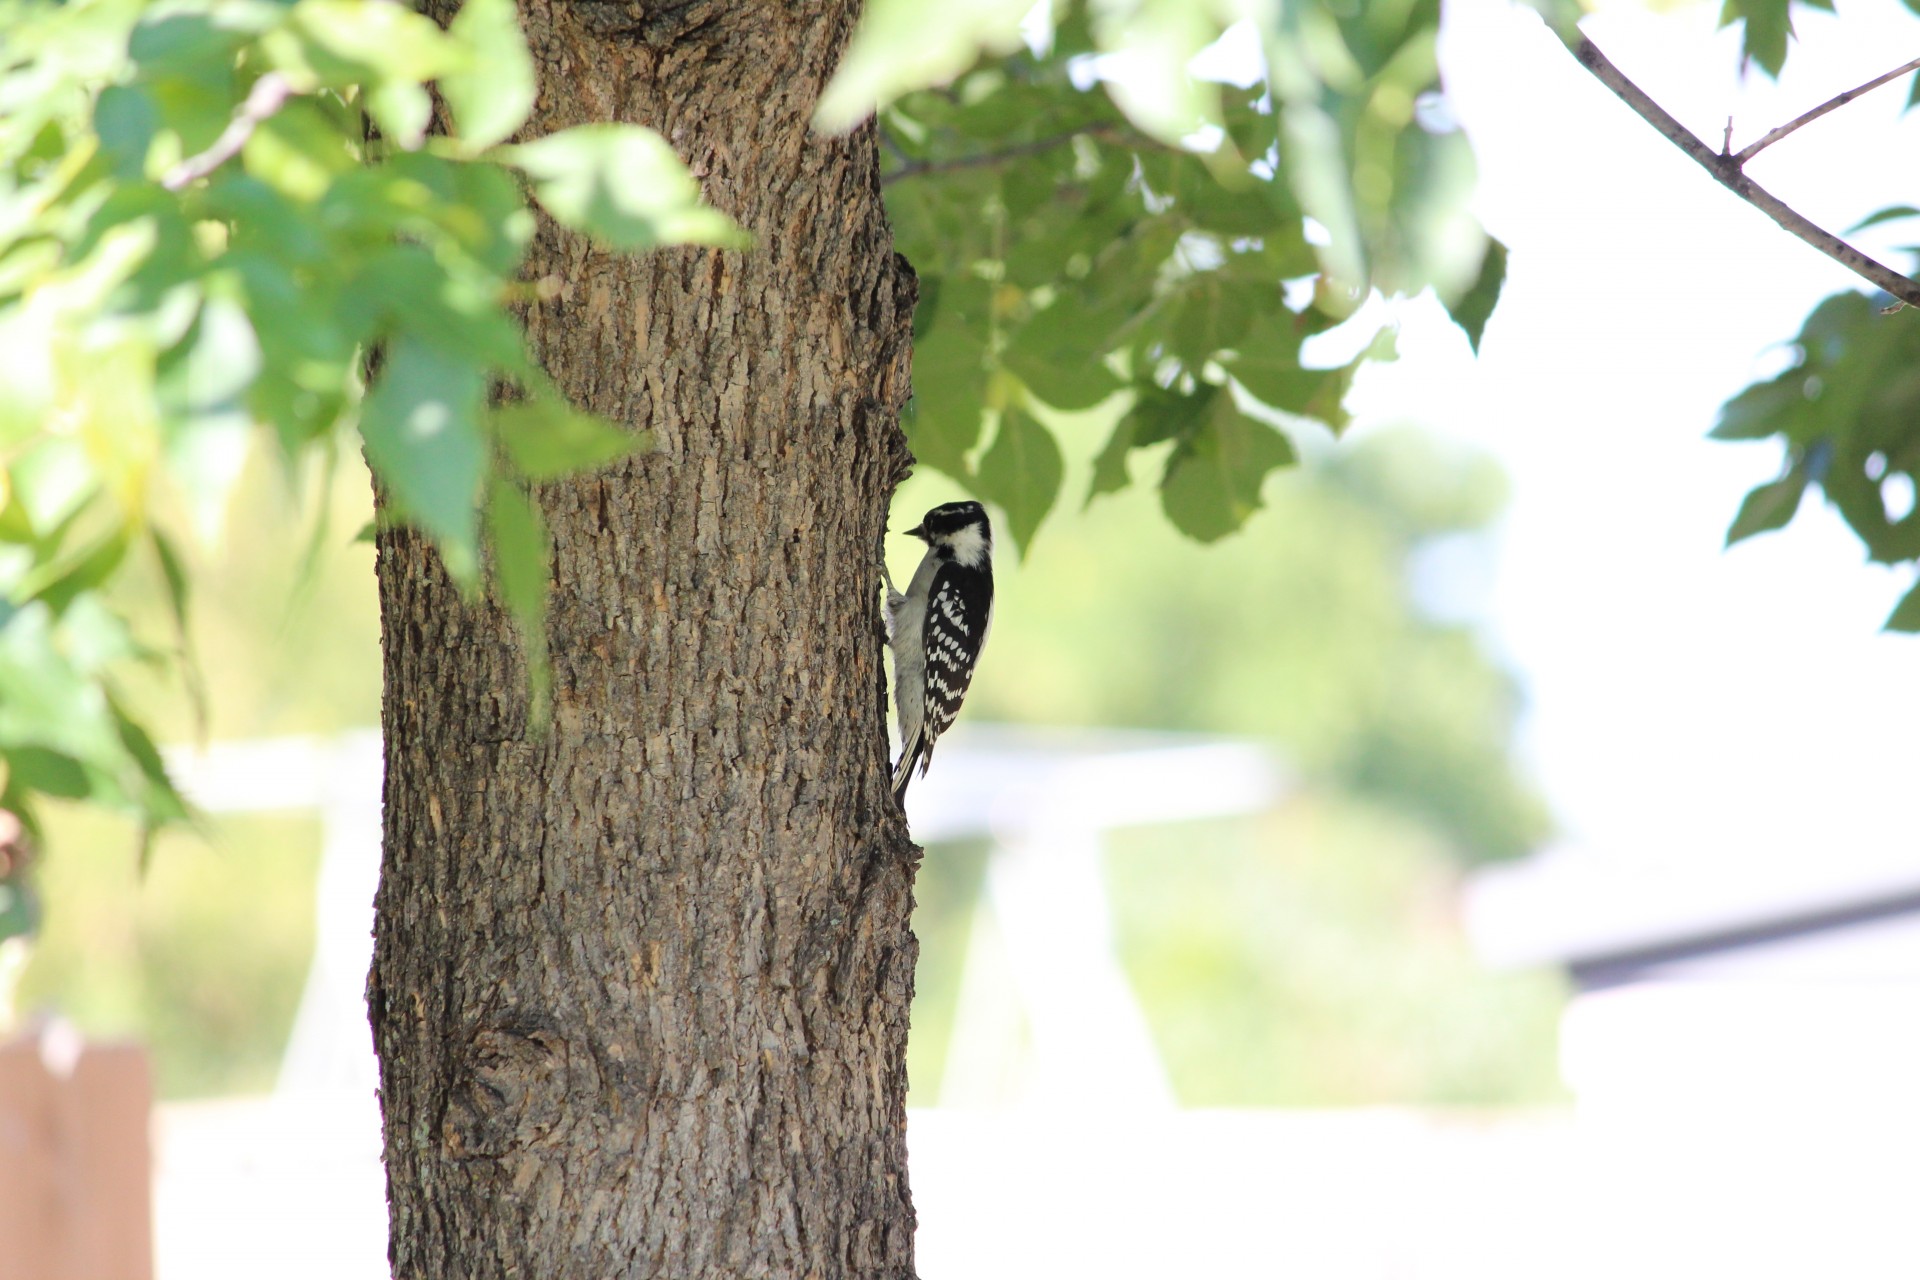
[855,1,1512,551]
[0,0,736,880]
[1716,291,1920,628]
[1696,0,1920,629]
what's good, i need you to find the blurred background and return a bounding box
[12,0,1920,1277]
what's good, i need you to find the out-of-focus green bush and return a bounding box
[15,446,377,1096]
[890,410,1564,1106]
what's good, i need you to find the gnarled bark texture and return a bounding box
[369,3,921,1276]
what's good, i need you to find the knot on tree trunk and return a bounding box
[441,1023,571,1160]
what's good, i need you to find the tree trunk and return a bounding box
[369,3,922,1276]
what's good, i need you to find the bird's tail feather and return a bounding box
[890,735,924,803]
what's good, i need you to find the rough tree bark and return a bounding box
[369,2,923,1275]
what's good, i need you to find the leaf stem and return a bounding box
[1733,54,1920,164]
[1572,37,1920,308]
[162,72,294,192]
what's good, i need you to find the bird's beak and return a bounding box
[904,522,927,540]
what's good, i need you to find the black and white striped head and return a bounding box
[905,501,992,569]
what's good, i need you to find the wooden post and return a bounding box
[0,1030,153,1280]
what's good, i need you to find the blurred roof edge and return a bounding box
[1465,841,1920,976]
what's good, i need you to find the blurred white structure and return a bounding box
[164,731,384,1097]
[155,726,1292,1280]
[1468,843,1920,1279]
[1468,843,1920,1112]
[906,726,1285,1107]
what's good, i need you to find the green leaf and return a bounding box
[7,746,89,799]
[814,0,1035,134]
[359,337,486,585]
[1000,340,1123,412]
[129,11,256,81]
[293,0,463,85]
[1088,411,1142,504]
[1718,0,1793,76]
[151,530,191,642]
[243,99,358,201]
[443,0,536,151]
[493,399,643,479]
[0,603,122,770]
[16,528,133,615]
[335,243,530,377]
[1711,372,1810,441]
[1847,205,1920,235]
[906,278,994,477]
[109,697,191,825]
[1160,396,1297,543]
[500,125,745,251]
[1123,382,1223,448]
[1445,236,1507,355]
[95,85,157,180]
[973,405,1064,554]
[150,528,208,740]
[486,474,551,716]
[366,79,432,150]
[1725,464,1809,545]
[1085,382,1225,507]
[1886,579,1920,632]
[1165,273,1269,370]
[1222,315,1362,430]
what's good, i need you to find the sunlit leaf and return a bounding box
[493,399,643,479]
[358,337,486,585]
[500,125,745,251]
[292,0,463,85]
[814,0,1033,134]
[486,473,551,715]
[443,0,536,152]
[1445,236,1507,355]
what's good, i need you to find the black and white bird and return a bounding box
[885,500,994,802]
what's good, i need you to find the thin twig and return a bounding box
[162,72,293,192]
[1573,37,1920,309]
[882,122,1137,186]
[1734,53,1920,164]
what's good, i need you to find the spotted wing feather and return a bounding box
[893,560,991,797]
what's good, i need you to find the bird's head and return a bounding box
[905,501,992,568]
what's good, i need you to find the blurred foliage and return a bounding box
[1627,0,1920,628]
[896,418,1550,863]
[0,0,733,848]
[18,805,321,1096]
[903,804,1565,1109]
[1715,288,1920,631]
[1108,801,1563,1105]
[14,449,376,1092]
[873,0,1512,552]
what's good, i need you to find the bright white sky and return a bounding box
[1355,0,1920,884]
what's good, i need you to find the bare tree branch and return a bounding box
[162,73,293,192]
[1733,54,1920,164]
[1572,36,1920,309]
